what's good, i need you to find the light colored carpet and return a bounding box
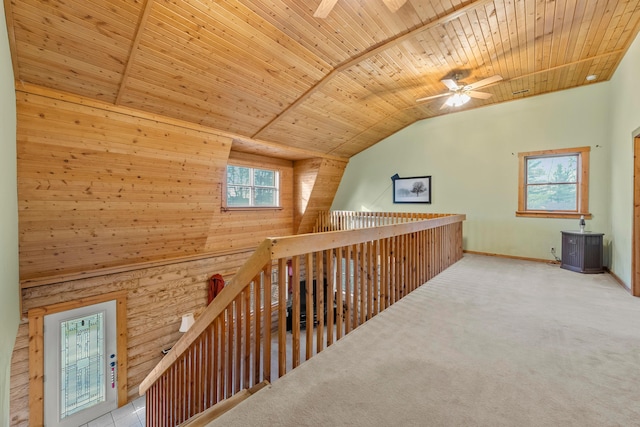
[209,254,640,426]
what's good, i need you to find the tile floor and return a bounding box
[81,395,146,427]
[83,327,318,426]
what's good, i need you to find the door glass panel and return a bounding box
[59,312,106,419]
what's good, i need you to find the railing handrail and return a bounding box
[312,211,445,232]
[273,214,465,258]
[139,212,465,395]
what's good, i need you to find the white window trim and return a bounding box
[223,164,282,211]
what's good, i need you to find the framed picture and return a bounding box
[393,175,431,204]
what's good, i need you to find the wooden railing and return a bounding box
[312,210,450,232]
[139,212,465,426]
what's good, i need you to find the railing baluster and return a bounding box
[216,317,222,403]
[155,376,161,427]
[383,237,390,309]
[411,233,416,289]
[263,265,272,383]
[352,244,359,330]
[166,363,172,424]
[253,276,261,386]
[145,382,151,427]
[244,284,251,389]
[420,230,426,284]
[402,233,408,297]
[226,306,233,398]
[292,256,301,368]
[193,345,198,418]
[399,234,404,299]
[305,252,314,361]
[213,318,220,403]
[205,323,212,407]
[429,228,434,280]
[201,331,207,411]
[371,240,377,318]
[195,340,201,417]
[343,245,351,335]
[395,235,402,302]
[278,258,287,378]
[316,250,325,353]
[233,296,241,394]
[372,239,379,316]
[437,227,442,274]
[359,241,365,326]
[175,360,180,424]
[184,341,189,416]
[327,247,344,347]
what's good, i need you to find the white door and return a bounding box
[44,300,118,427]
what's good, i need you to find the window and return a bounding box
[226,165,280,208]
[517,146,591,219]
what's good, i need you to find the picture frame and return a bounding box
[393,175,431,204]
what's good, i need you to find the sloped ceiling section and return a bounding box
[5,0,640,159]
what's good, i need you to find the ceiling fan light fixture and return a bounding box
[445,92,471,107]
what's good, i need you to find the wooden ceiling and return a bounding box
[5,0,640,159]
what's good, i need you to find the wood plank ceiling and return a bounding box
[5,0,640,159]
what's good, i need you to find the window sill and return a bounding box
[222,206,283,212]
[515,211,592,219]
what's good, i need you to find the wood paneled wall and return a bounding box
[10,250,254,426]
[220,150,294,250]
[12,84,343,426]
[18,89,229,280]
[294,158,348,234]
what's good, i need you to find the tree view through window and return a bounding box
[517,146,590,219]
[226,165,279,207]
[526,155,578,210]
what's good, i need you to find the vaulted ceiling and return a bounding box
[5,0,640,159]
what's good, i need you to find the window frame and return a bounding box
[223,164,282,211]
[516,146,591,219]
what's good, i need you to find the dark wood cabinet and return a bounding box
[561,231,604,274]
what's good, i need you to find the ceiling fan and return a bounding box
[416,74,503,109]
[314,0,407,18]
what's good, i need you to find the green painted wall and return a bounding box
[609,32,640,287]
[333,83,613,264]
[0,3,18,425]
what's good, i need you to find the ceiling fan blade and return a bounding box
[383,0,408,12]
[466,74,503,90]
[416,93,450,103]
[441,79,460,91]
[440,99,451,110]
[467,90,493,99]
[314,0,339,18]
